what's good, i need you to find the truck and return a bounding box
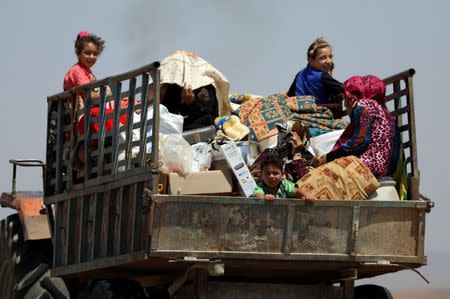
[0,62,433,298]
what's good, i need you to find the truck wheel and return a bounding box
[85,279,146,299]
[354,284,393,299]
[0,214,69,298]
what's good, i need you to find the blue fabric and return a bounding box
[308,127,329,137]
[292,65,326,104]
[340,106,373,153]
[326,105,372,161]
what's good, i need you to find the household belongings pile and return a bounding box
[158,111,400,201]
[148,51,403,201]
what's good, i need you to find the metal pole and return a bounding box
[11,164,17,194]
[150,69,161,195]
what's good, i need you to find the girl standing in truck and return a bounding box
[64,31,126,135]
[287,37,344,118]
[64,31,104,94]
[64,31,128,174]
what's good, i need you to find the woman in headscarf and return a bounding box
[287,37,344,118]
[158,50,232,131]
[314,75,400,178]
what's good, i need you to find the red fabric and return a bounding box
[63,63,94,91]
[106,98,130,110]
[77,107,127,135]
[342,75,386,105]
[64,63,128,137]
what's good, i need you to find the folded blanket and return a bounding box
[284,95,317,112]
[235,94,347,141]
[235,95,292,141]
[298,155,380,200]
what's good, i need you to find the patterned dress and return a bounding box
[326,99,396,177]
[325,75,399,178]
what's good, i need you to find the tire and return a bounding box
[354,284,394,299]
[0,214,69,298]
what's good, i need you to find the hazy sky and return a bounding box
[1,0,448,290]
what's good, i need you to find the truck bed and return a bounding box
[44,65,429,287]
[49,193,427,285]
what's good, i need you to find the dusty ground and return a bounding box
[392,289,450,299]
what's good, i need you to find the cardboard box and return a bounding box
[220,142,257,197]
[164,169,233,195]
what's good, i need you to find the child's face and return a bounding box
[308,46,334,74]
[261,164,284,189]
[77,42,99,69]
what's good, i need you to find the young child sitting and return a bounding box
[253,152,314,201]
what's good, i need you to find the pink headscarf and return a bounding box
[342,75,386,105]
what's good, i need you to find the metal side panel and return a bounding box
[356,206,425,256]
[52,179,152,271]
[149,195,427,265]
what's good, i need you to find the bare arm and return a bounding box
[294,187,315,201]
[254,192,265,199]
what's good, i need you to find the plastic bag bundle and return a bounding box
[159,134,193,175]
[145,104,184,153]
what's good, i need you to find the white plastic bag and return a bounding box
[116,104,184,172]
[145,104,184,153]
[159,134,193,175]
[191,142,212,172]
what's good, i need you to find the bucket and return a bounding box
[368,177,399,201]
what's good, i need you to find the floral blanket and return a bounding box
[235,94,347,141]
